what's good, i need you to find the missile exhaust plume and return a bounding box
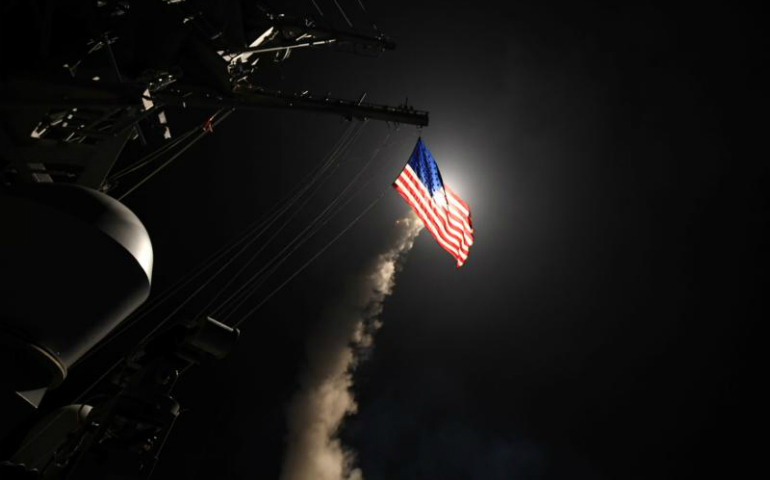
[280,213,423,480]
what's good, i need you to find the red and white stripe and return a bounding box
[393,164,474,267]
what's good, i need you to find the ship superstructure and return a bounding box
[0,1,427,478]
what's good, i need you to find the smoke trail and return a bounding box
[280,214,423,480]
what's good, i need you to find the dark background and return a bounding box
[147,1,765,479]
[26,1,768,479]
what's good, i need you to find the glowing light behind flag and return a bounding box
[393,138,474,267]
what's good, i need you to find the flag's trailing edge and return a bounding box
[393,138,474,267]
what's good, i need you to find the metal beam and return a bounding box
[157,89,428,126]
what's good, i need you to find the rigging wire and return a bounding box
[355,0,379,32]
[223,127,403,323]
[217,129,394,322]
[201,164,340,317]
[309,0,325,17]
[130,121,367,350]
[195,121,367,318]
[207,121,370,317]
[219,127,409,321]
[74,121,361,368]
[193,124,360,319]
[70,204,283,368]
[232,192,385,328]
[211,125,376,317]
[210,178,341,319]
[108,126,199,181]
[332,0,354,29]
[117,109,233,201]
[218,172,378,323]
[218,145,391,322]
[68,130,361,416]
[185,122,364,321]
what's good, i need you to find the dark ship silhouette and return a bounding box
[0,1,427,477]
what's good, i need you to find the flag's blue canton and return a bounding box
[407,138,444,197]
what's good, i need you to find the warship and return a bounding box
[0,1,427,478]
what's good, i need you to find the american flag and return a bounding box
[393,138,474,267]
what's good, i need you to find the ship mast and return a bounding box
[0,0,428,191]
[154,5,428,126]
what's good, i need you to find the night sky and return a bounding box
[35,1,766,479]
